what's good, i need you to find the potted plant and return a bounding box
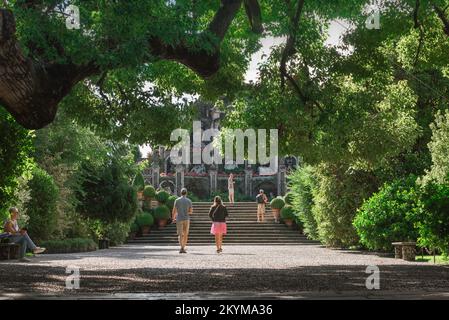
[137,211,154,234]
[133,173,145,200]
[154,205,170,229]
[270,197,285,223]
[155,190,170,205]
[280,205,296,228]
[143,185,156,209]
[166,195,177,212]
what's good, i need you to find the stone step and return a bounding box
[127,240,318,245]
[141,234,303,238]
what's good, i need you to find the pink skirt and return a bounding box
[210,222,227,235]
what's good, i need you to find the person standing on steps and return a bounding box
[209,196,229,253]
[228,173,235,204]
[172,188,192,254]
[255,189,268,223]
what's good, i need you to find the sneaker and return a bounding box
[19,257,32,263]
[179,248,187,254]
[33,247,46,254]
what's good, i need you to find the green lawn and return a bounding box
[416,255,449,265]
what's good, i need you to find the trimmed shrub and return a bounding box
[284,192,294,205]
[289,165,319,240]
[280,205,296,220]
[270,197,285,209]
[143,185,156,199]
[39,238,97,254]
[153,205,170,220]
[25,167,59,241]
[136,211,154,227]
[155,190,170,203]
[132,173,145,192]
[166,195,177,211]
[353,176,420,251]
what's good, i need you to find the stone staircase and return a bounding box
[128,202,318,245]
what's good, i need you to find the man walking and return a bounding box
[255,189,268,223]
[172,188,193,253]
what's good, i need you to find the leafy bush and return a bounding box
[153,205,170,220]
[421,110,449,184]
[143,185,156,199]
[132,173,145,192]
[270,197,285,209]
[0,106,34,217]
[280,205,296,220]
[284,192,294,205]
[166,195,177,211]
[104,221,133,246]
[289,166,319,240]
[136,211,154,227]
[76,160,138,223]
[39,238,97,254]
[25,167,59,241]
[353,176,420,251]
[130,222,139,233]
[312,164,377,248]
[155,190,170,203]
[417,182,449,256]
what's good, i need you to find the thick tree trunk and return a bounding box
[0,0,260,129]
[0,9,99,129]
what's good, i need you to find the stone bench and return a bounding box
[392,242,416,261]
[0,243,21,260]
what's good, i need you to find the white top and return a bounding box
[4,219,19,232]
[228,178,234,190]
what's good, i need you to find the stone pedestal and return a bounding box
[392,242,416,261]
[402,245,416,261]
[277,164,287,196]
[209,167,218,196]
[244,167,253,198]
[151,164,160,189]
[175,165,185,196]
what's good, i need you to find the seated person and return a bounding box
[3,207,46,262]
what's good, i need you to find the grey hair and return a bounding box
[9,207,18,213]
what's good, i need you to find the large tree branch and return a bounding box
[279,0,323,113]
[432,2,449,36]
[149,0,245,78]
[0,9,100,129]
[280,0,305,91]
[1,1,261,129]
[244,0,264,33]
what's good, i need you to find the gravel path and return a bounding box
[0,244,448,298]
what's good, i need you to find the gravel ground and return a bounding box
[0,244,448,298]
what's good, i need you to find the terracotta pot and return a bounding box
[141,226,151,234]
[283,219,294,227]
[272,208,280,222]
[157,219,168,229]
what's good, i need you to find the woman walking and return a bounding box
[209,196,229,253]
